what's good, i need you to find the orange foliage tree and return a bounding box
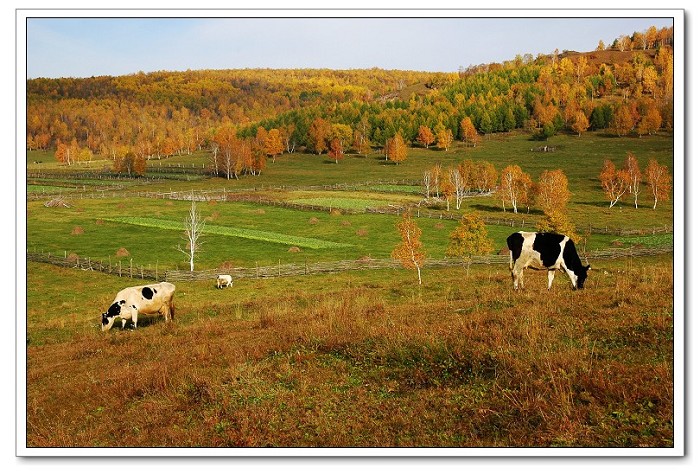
[264,128,284,163]
[328,138,344,164]
[387,133,408,165]
[460,116,479,147]
[308,117,331,155]
[600,159,630,208]
[391,212,426,286]
[416,125,435,149]
[645,159,671,210]
[611,104,636,137]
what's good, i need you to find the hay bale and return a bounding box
[330,209,342,216]
[341,220,351,227]
[71,226,84,235]
[288,246,301,253]
[356,228,368,237]
[115,247,130,257]
[44,197,70,208]
[95,219,105,225]
[309,217,319,225]
[219,260,236,270]
[66,253,79,263]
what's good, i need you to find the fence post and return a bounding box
[119,261,122,277]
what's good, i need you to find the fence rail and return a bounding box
[27,245,673,282]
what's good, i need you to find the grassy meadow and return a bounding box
[24,130,677,448]
[26,254,674,447]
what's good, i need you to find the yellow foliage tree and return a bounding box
[536,210,579,243]
[571,111,590,137]
[446,213,494,275]
[391,212,426,286]
[536,169,570,215]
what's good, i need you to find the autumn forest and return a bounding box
[27,26,673,178]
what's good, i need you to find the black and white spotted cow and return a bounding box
[506,231,590,290]
[101,282,176,331]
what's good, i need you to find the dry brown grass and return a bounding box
[25,255,674,448]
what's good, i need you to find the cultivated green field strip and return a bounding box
[288,197,394,210]
[104,216,352,249]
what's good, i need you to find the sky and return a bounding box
[24,15,675,79]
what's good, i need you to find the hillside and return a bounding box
[26,26,673,177]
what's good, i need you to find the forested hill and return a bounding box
[26,25,673,168]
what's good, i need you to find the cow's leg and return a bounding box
[563,267,578,290]
[161,303,172,322]
[127,306,138,329]
[547,269,556,290]
[512,261,526,290]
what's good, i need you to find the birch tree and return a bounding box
[177,199,205,272]
[600,159,629,208]
[499,164,532,214]
[449,167,467,210]
[625,153,643,208]
[391,212,426,286]
[645,159,671,210]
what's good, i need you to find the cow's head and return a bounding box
[576,265,591,289]
[101,300,125,331]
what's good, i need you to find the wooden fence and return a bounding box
[27,245,673,283]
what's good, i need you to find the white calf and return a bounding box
[216,274,233,289]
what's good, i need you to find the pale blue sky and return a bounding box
[26,16,674,78]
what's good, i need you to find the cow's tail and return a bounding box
[170,301,175,320]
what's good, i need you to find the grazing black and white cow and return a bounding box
[506,231,590,290]
[216,274,233,289]
[101,282,176,331]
